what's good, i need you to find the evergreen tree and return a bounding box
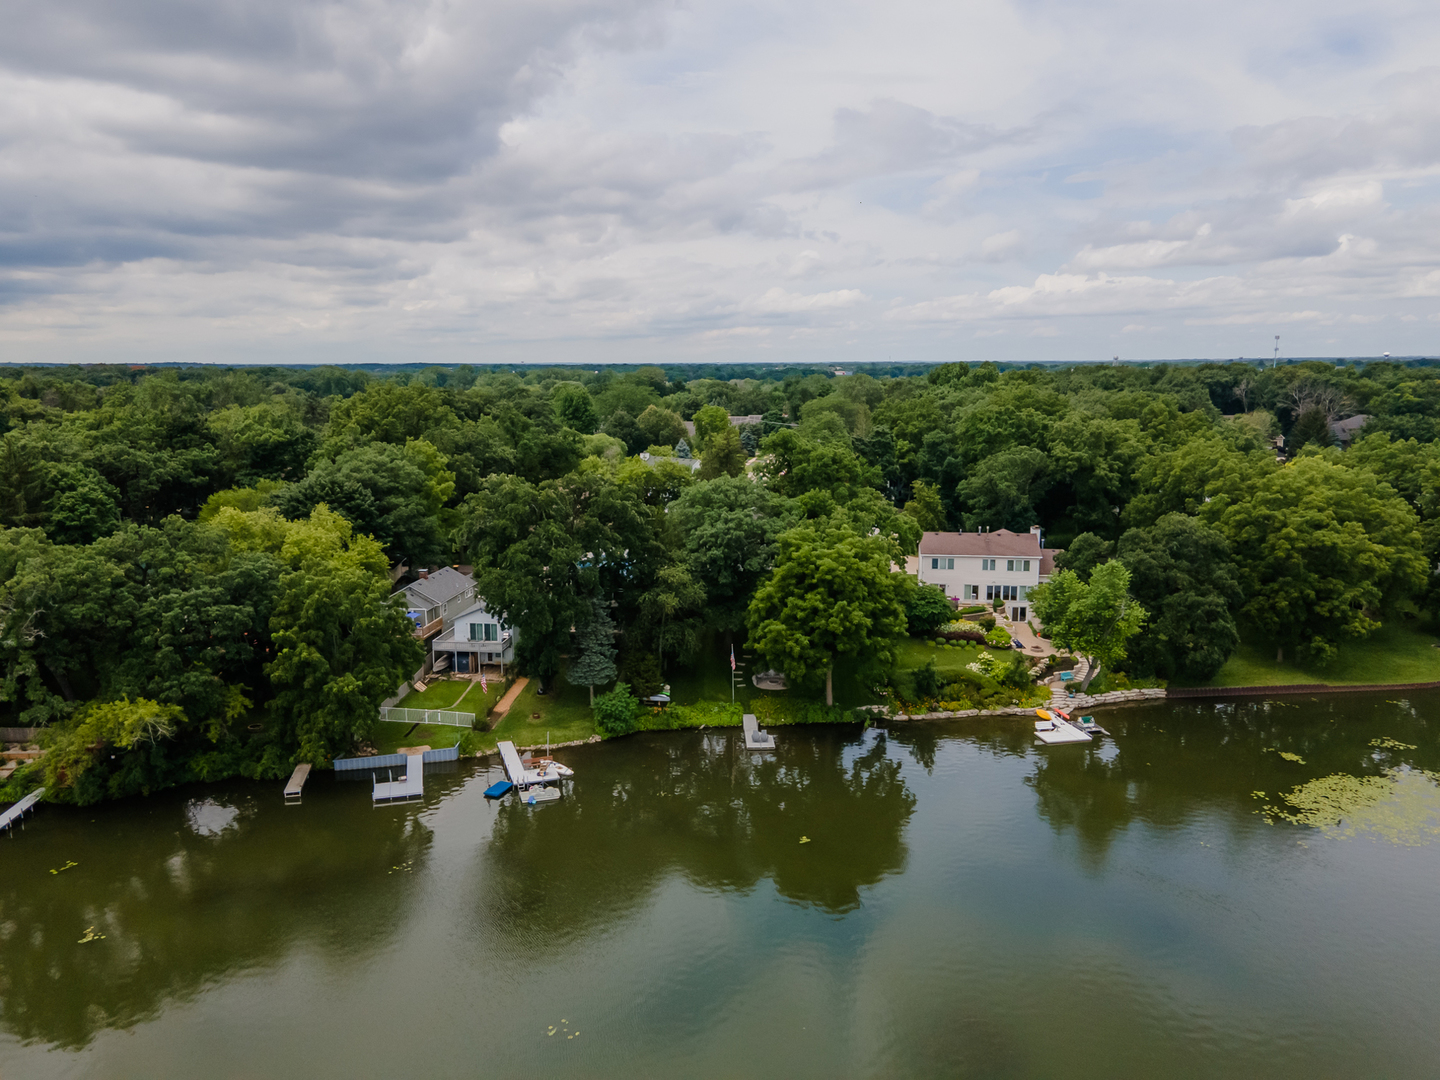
[675,438,692,459]
[569,597,618,704]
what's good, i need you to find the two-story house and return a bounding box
[915,527,1061,623]
[429,601,517,675]
[393,567,476,641]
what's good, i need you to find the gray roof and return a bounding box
[920,529,1042,558]
[396,566,473,607]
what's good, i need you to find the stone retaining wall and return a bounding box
[1051,686,1167,710]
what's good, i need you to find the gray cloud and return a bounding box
[2,0,1440,362]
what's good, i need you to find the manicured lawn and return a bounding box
[482,672,597,752]
[370,722,469,756]
[1203,623,1440,687]
[895,638,993,675]
[665,634,887,710]
[395,677,485,712]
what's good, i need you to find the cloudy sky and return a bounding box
[3,0,1440,365]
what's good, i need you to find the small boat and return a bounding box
[520,786,561,806]
[483,780,514,799]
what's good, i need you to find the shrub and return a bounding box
[593,682,641,737]
[905,583,954,636]
[936,621,987,644]
[985,626,1012,648]
[914,660,941,699]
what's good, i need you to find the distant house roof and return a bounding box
[919,529,1044,558]
[681,414,766,438]
[1330,414,1368,444]
[396,566,473,608]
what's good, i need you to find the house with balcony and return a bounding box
[393,566,476,641]
[915,527,1062,623]
[429,601,517,675]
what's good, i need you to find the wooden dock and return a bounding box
[1,788,45,835]
[284,763,311,803]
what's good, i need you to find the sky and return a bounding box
[3,0,1440,366]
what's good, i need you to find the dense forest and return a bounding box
[4,358,1440,803]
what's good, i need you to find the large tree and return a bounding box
[747,521,908,705]
[1116,513,1242,682]
[455,471,657,687]
[668,476,797,634]
[1029,561,1147,691]
[1201,455,1426,663]
[569,597,617,704]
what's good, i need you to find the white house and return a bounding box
[393,566,475,640]
[914,527,1061,623]
[429,600,517,675]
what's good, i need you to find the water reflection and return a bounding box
[0,780,433,1049]
[482,727,917,934]
[1025,694,1440,865]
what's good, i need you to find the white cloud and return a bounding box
[3,0,1440,362]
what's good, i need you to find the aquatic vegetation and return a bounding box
[1264,748,1306,763]
[1259,768,1440,845]
[1369,737,1417,751]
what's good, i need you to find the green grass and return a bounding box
[481,672,597,752]
[894,638,993,675]
[1204,623,1440,687]
[665,634,887,711]
[394,678,481,711]
[370,722,470,757]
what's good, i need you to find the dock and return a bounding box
[284,763,311,803]
[1,788,45,836]
[497,740,573,787]
[1034,719,1092,744]
[372,750,425,804]
[742,713,775,750]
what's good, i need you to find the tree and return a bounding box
[957,446,1051,531]
[668,475,796,634]
[636,405,687,448]
[1029,562,1147,691]
[261,508,424,766]
[1289,407,1333,452]
[1053,532,1111,581]
[1201,455,1426,663]
[552,384,598,435]
[747,522,908,705]
[602,409,646,455]
[691,404,731,453]
[275,440,455,566]
[901,479,947,531]
[569,597,618,704]
[698,425,746,479]
[1116,514,1241,682]
[674,437,693,459]
[593,681,640,736]
[455,471,656,687]
[637,563,706,671]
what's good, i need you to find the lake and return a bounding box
[3,693,1439,1078]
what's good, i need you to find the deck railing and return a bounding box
[378,707,476,728]
[413,617,443,639]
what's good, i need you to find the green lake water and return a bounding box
[4,693,1440,1078]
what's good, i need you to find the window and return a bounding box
[963,584,978,600]
[930,557,954,570]
[985,585,995,600]
[1003,585,1017,601]
[1023,559,1031,572]
[468,622,481,641]
[468,622,499,642]
[1006,559,1014,572]
[981,558,996,571]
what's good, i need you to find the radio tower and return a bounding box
[1273,336,1280,368]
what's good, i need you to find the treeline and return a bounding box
[4,359,1440,802]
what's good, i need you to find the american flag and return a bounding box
[730,646,736,672]
[480,671,488,692]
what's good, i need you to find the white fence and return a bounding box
[379,707,476,728]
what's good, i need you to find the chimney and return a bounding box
[419,569,430,580]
